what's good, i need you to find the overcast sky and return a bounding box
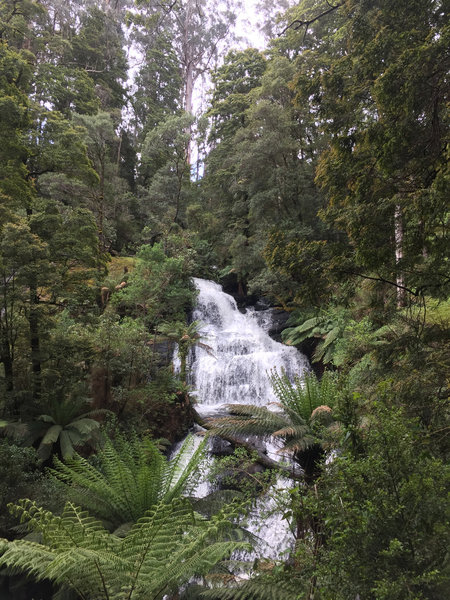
[237,0,266,50]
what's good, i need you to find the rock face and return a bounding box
[210,435,234,457]
[265,310,290,342]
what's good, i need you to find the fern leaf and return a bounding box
[163,434,207,502]
[51,432,204,529]
[1,495,251,600]
[40,424,63,446]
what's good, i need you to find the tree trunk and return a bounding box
[29,277,41,402]
[182,0,195,165]
[192,408,303,480]
[394,205,406,307]
[1,338,14,395]
[184,60,194,116]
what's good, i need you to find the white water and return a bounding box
[190,278,309,417]
[184,278,309,560]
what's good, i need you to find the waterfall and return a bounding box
[190,278,309,416]
[182,278,309,560]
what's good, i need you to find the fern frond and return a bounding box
[163,434,207,501]
[50,432,205,530]
[1,495,250,600]
[202,575,302,600]
[270,370,336,419]
[281,316,321,345]
[209,405,290,440]
[40,424,63,446]
[0,539,54,581]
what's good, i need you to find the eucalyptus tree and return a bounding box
[172,0,240,116]
[133,0,241,113]
[130,0,240,155]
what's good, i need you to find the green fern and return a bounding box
[50,432,207,530]
[0,498,250,600]
[208,371,339,481]
[269,370,337,422]
[201,576,302,600]
[22,396,105,461]
[282,308,349,365]
[210,372,337,452]
[157,320,214,385]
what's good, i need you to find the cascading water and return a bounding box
[190,278,309,415]
[183,278,309,560]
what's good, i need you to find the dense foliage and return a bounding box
[0,0,448,598]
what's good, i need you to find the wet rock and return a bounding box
[254,297,271,311]
[266,310,290,342]
[210,436,234,457]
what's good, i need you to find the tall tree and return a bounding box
[130,0,239,159]
[301,0,449,305]
[171,0,240,116]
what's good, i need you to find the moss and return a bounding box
[424,297,450,325]
[107,256,136,280]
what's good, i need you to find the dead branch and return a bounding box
[278,2,343,38]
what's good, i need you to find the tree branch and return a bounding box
[278,2,343,37]
[340,270,445,299]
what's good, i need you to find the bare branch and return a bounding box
[342,270,430,298]
[158,0,177,14]
[278,2,343,37]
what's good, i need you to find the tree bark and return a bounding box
[394,205,406,307]
[29,276,41,402]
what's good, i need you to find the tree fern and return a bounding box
[282,308,349,366]
[208,371,339,480]
[0,498,250,600]
[23,397,105,460]
[50,432,207,530]
[269,370,337,422]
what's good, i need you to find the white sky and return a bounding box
[236,0,266,50]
